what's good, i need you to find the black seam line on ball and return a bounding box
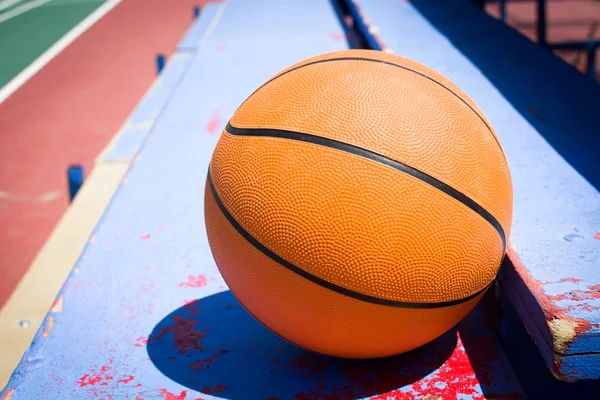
[225,123,507,252]
[208,168,492,309]
[239,56,504,155]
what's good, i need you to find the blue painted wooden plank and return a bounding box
[177,3,221,53]
[0,1,527,398]
[348,0,600,381]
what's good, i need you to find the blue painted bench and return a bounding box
[0,1,528,399]
[346,0,600,383]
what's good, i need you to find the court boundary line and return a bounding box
[0,0,52,24]
[0,0,123,104]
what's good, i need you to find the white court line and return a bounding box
[0,0,123,104]
[0,0,24,12]
[0,0,52,23]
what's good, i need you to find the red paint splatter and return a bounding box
[291,324,521,400]
[287,352,328,378]
[158,226,164,231]
[149,314,206,354]
[100,374,113,386]
[182,300,201,316]
[188,349,229,371]
[182,298,195,306]
[546,280,600,303]
[201,385,226,395]
[117,375,135,384]
[77,366,112,387]
[134,337,148,348]
[160,389,187,400]
[527,106,542,118]
[548,288,600,302]
[179,274,207,288]
[141,278,156,291]
[206,113,221,134]
[594,232,600,240]
[140,233,151,240]
[559,277,582,284]
[329,32,344,41]
[41,316,54,337]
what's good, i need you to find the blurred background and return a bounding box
[483,0,599,82]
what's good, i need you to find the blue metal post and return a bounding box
[193,6,201,19]
[156,54,166,74]
[67,165,84,202]
[587,46,597,81]
[537,0,547,47]
[499,0,506,23]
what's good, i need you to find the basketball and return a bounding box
[205,49,512,358]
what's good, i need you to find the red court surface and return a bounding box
[486,0,600,81]
[0,0,214,308]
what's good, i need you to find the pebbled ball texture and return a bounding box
[205,49,513,358]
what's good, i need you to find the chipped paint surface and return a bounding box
[50,295,64,313]
[41,316,54,337]
[548,319,579,354]
[1,388,14,400]
[505,250,596,380]
[508,250,593,342]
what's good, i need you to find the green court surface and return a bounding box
[0,0,106,88]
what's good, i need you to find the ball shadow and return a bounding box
[147,290,457,399]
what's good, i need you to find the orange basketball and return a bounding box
[205,49,512,358]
